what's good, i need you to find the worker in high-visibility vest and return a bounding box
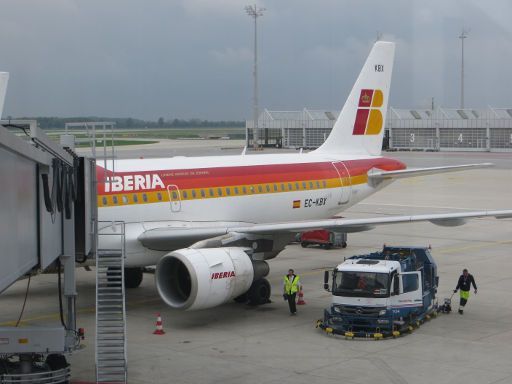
[453,268,477,315]
[283,269,301,315]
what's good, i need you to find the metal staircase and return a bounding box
[96,222,127,384]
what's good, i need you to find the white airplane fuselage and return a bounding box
[97,152,406,266]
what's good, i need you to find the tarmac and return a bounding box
[1,140,511,384]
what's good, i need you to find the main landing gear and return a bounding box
[234,278,271,306]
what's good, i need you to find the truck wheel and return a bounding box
[248,278,271,305]
[301,242,308,248]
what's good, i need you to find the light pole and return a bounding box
[245,4,265,149]
[459,29,468,109]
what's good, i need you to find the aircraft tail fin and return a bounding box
[0,72,9,119]
[314,41,395,156]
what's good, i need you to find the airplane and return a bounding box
[90,41,510,310]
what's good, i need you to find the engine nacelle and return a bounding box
[155,247,268,310]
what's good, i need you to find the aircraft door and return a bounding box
[166,184,181,212]
[331,161,351,205]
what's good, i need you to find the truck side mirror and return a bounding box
[324,270,330,291]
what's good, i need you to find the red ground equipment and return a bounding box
[300,230,347,249]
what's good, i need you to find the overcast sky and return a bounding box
[1,0,511,120]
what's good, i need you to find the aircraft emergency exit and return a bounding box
[95,42,512,310]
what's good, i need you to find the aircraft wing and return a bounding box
[138,209,512,251]
[368,163,492,185]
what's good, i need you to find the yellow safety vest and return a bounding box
[284,274,300,294]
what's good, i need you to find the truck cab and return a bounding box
[321,247,438,337]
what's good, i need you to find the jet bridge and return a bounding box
[0,120,96,381]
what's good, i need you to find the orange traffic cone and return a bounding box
[153,313,165,335]
[297,287,306,305]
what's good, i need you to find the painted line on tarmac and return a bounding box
[437,239,512,254]
[0,297,162,327]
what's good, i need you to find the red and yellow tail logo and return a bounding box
[352,89,383,135]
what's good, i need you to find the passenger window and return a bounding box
[218,188,223,196]
[266,184,270,192]
[209,188,214,197]
[122,196,128,204]
[243,186,247,194]
[316,181,320,188]
[201,189,206,197]
[192,190,196,198]
[142,194,148,202]
[133,194,138,203]
[273,184,278,192]
[258,185,263,193]
[113,196,118,204]
[183,191,188,199]
[157,192,162,201]
[250,186,254,193]
[323,180,327,188]
[288,183,292,190]
[281,183,285,191]
[295,182,299,190]
[234,187,239,195]
[172,191,178,200]
[102,197,107,206]
[309,181,314,189]
[302,182,307,189]
[226,188,231,195]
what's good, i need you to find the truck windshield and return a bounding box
[332,271,389,298]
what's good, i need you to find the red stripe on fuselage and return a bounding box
[96,157,406,195]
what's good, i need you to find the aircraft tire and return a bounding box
[124,267,143,288]
[248,278,271,305]
[234,292,249,304]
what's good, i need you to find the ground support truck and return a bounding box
[317,246,439,339]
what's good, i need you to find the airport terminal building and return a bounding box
[246,107,512,152]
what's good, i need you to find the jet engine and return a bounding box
[155,247,270,310]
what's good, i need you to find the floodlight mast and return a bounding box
[459,29,468,109]
[245,4,265,149]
